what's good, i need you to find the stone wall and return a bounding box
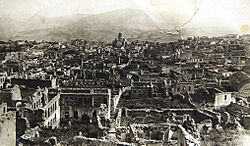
[60,88,111,120]
[122,109,217,125]
[0,102,7,115]
[241,115,250,129]
[214,92,233,107]
[177,125,200,146]
[71,136,132,146]
[42,94,60,129]
[0,111,16,146]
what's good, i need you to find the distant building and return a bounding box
[112,32,127,48]
[173,82,195,95]
[3,59,23,75]
[130,81,153,99]
[0,71,7,89]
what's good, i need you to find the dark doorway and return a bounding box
[74,111,78,119]
[81,114,90,124]
[92,110,97,124]
[41,96,45,106]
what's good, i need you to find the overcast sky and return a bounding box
[0,0,249,34]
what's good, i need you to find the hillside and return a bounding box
[1,9,179,42]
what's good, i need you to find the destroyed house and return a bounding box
[230,71,250,91]
[21,88,60,129]
[59,87,111,121]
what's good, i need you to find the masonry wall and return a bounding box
[0,111,16,146]
[60,89,111,120]
[0,102,7,114]
[214,92,232,107]
[70,137,132,146]
[241,116,250,129]
[43,94,60,129]
[177,126,199,146]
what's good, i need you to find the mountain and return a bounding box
[0,16,25,40]
[72,9,159,31]
[0,9,179,42]
[21,14,90,31]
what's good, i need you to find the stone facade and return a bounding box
[214,92,233,107]
[60,88,111,121]
[0,102,16,146]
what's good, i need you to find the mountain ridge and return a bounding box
[1,9,180,42]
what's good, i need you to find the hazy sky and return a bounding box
[0,0,250,34]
